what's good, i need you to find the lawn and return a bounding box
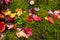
[3,0,60,40]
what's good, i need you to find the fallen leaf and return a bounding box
[16,31,28,38]
[28,16,33,22]
[6,23,17,30]
[15,8,22,16]
[0,14,4,18]
[24,27,32,38]
[0,22,5,32]
[30,0,35,5]
[53,14,58,19]
[3,10,11,16]
[5,16,15,23]
[34,7,40,11]
[32,15,42,22]
[5,0,10,5]
[48,10,53,15]
[9,13,16,18]
[0,33,4,40]
[45,17,54,24]
[54,11,60,15]
[29,8,36,14]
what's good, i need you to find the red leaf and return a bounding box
[32,15,42,22]
[53,14,58,19]
[31,8,36,14]
[0,22,5,32]
[28,16,33,22]
[24,27,32,38]
[5,16,15,23]
[48,17,54,24]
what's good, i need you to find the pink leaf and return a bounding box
[0,33,4,40]
[48,10,53,15]
[53,14,58,19]
[32,15,42,22]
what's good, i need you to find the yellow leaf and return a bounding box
[15,8,22,16]
[3,11,11,16]
[9,13,16,18]
[58,15,60,19]
[45,17,48,20]
[23,11,27,13]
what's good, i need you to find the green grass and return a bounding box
[3,0,60,40]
